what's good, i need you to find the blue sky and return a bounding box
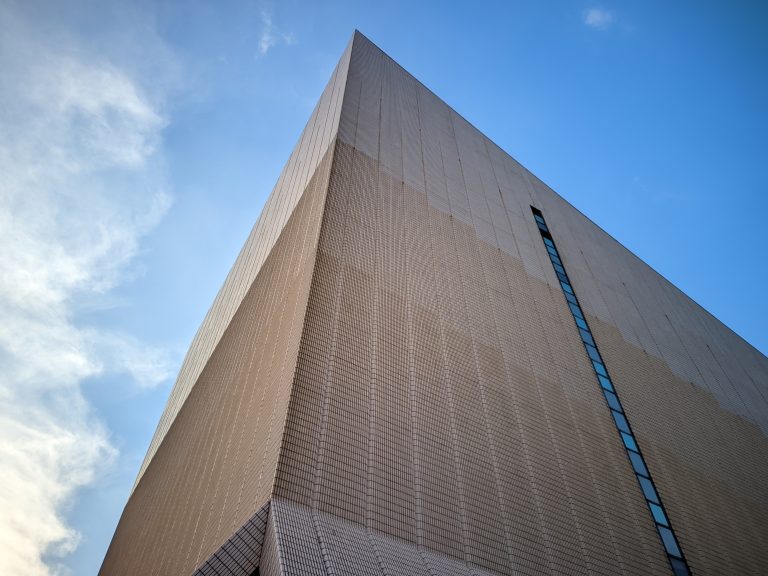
[0,1,765,574]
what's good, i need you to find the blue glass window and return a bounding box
[579,328,594,346]
[597,374,614,391]
[638,475,659,504]
[612,410,630,433]
[531,206,688,574]
[620,431,638,452]
[569,302,584,319]
[649,502,669,526]
[629,451,649,477]
[592,360,607,377]
[670,558,690,576]
[658,526,682,558]
[585,344,602,363]
[604,390,622,412]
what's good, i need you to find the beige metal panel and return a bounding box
[379,55,403,181]
[523,163,768,576]
[417,85,450,206]
[254,514,281,576]
[269,499,523,576]
[107,30,768,576]
[276,31,766,574]
[336,33,362,148]
[399,65,426,194]
[591,315,768,574]
[442,123,471,220]
[191,503,271,576]
[132,35,354,490]
[532,168,768,430]
[351,33,382,159]
[100,141,336,576]
[274,140,671,574]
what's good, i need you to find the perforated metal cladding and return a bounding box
[191,503,271,576]
[270,138,768,574]
[99,144,334,576]
[337,33,768,434]
[272,140,671,575]
[530,183,768,434]
[264,498,509,576]
[589,318,768,575]
[133,35,354,490]
[282,32,765,574]
[104,31,768,576]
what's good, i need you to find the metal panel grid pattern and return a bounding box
[532,207,691,575]
[105,31,768,576]
[272,32,765,575]
[266,498,509,576]
[273,139,670,575]
[192,503,270,576]
[271,32,766,575]
[100,144,335,576]
[529,180,768,574]
[133,34,355,490]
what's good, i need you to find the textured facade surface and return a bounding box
[133,37,353,490]
[102,32,768,576]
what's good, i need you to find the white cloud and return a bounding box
[584,7,615,30]
[89,331,174,389]
[0,2,174,574]
[257,9,296,56]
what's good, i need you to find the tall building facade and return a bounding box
[101,32,768,576]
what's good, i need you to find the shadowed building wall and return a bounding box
[101,32,768,576]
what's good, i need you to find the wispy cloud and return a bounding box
[257,9,296,57]
[584,7,615,30]
[0,2,175,574]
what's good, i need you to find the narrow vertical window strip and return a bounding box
[530,206,692,576]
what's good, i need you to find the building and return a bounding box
[100,31,768,576]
